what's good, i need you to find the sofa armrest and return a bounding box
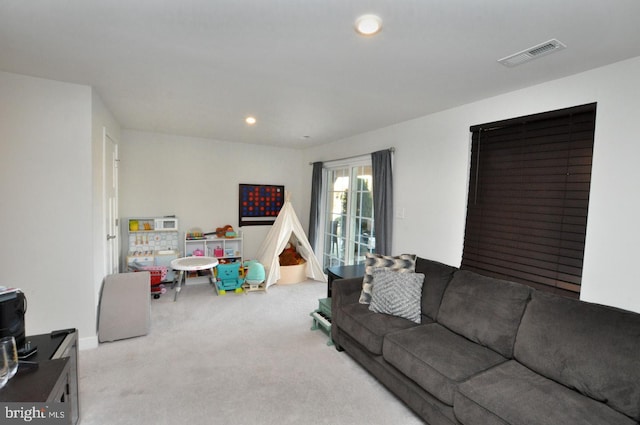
[331,277,363,351]
[331,277,363,309]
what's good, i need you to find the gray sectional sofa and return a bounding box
[331,257,640,425]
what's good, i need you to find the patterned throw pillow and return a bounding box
[358,252,417,304]
[368,268,425,323]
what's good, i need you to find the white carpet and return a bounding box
[79,280,423,425]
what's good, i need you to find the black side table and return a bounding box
[1,330,79,425]
[326,264,366,298]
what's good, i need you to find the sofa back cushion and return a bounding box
[437,270,532,358]
[514,291,640,421]
[414,257,457,321]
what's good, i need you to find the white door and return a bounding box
[104,128,119,275]
[323,162,374,268]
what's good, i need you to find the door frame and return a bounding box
[103,127,119,275]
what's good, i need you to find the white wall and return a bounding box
[2,53,637,350]
[0,71,97,341]
[303,56,640,313]
[119,130,305,261]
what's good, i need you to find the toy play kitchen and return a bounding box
[123,217,180,288]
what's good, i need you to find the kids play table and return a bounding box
[170,256,219,301]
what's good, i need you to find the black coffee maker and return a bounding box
[0,290,30,357]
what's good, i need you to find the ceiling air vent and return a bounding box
[498,39,566,67]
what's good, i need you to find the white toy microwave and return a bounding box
[154,217,178,231]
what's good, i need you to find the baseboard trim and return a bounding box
[79,335,99,350]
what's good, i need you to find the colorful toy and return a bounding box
[186,228,205,240]
[215,262,244,294]
[131,265,168,299]
[242,260,266,293]
[214,224,235,238]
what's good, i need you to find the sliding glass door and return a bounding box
[323,163,374,268]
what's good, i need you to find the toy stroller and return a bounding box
[215,262,244,294]
[130,264,168,299]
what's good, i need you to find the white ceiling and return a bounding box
[1,1,639,148]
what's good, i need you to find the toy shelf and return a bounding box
[184,232,243,264]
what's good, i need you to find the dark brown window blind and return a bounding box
[461,103,596,296]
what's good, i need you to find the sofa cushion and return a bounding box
[414,257,457,321]
[514,291,640,421]
[369,268,425,323]
[359,253,417,304]
[454,360,637,425]
[334,303,419,355]
[437,270,532,358]
[383,323,507,406]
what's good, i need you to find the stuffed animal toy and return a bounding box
[244,260,266,285]
[215,224,236,238]
[279,243,304,266]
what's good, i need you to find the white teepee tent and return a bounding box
[256,193,327,288]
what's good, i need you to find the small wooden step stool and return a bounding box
[242,281,267,293]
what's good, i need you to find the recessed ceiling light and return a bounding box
[355,14,382,36]
[245,116,256,125]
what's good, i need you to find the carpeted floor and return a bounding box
[79,280,423,425]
